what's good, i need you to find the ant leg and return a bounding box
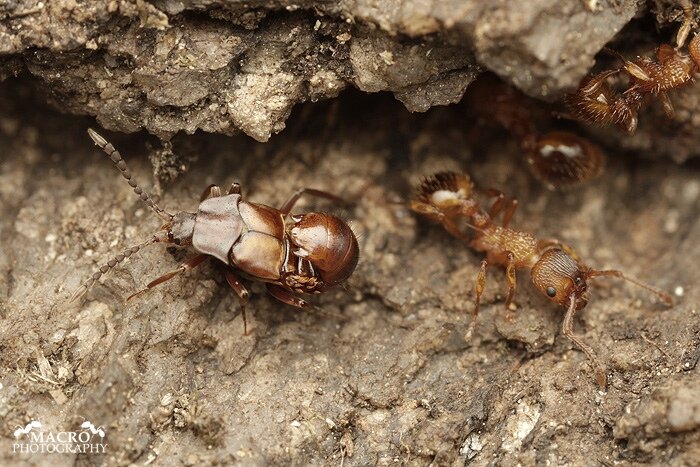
[501,199,519,228]
[483,189,506,218]
[466,259,488,340]
[224,269,251,335]
[279,188,349,217]
[658,91,675,117]
[677,0,694,48]
[127,254,209,301]
[200,184,222,201]
[562,296,607,389]
[266,284,310,308]
[504,251,517,320]
[482,188,519,227]
[440,214,471,242]
[410,201,474,241]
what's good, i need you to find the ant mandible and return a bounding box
[411,172,673,389]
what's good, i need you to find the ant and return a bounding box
[411,172,673,389]
[566,1,700,133]
[466,74,605,190]
[70,129,360,332]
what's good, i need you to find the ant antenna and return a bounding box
[69,235,163,302]
[587,269,674,306]
[87,129,173,222]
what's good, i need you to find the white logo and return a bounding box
[12,420,108,454]
[13,421,42,438]
[79,421,106,439]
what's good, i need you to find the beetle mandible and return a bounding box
[71,129,360,331]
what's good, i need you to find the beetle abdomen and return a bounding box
[230,232,284,281]
[229,201,287,281]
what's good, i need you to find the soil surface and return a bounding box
[1,1,700,466]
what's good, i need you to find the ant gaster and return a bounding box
[411,172,673,389]
[71,129,360,331]
[466,74,605,190]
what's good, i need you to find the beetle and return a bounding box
[71,129,360,331]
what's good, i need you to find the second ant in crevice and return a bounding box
[566,1,700,133]
[465,74,605,191]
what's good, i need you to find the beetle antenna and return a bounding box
[87,129,173,221]
[69,235,163,303]
[587,269,674,306]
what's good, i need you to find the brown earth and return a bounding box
[1,1,700,466]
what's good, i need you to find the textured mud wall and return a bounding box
[1,0,700,466]
[3,0,700,160]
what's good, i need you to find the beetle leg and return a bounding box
[200,184,222,201]
[504,251,517,320]
[228,182,241,195]
[466,259,488,340]
[266,284,310,308]
[279,188,350,217]
[127,254,209,301]
[224,269,251,335]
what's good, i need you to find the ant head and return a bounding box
[532,248,674,310]
[162,211,196,246]
[289,212,359,286]
[531,248,590,309]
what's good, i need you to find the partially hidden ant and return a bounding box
[565,1,700,134]
[70,129,360,332]
[411,172,673,389]
[466,74,605,190]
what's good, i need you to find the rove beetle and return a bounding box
[71,129,360,331]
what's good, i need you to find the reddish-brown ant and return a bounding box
[70,129,359,331]
[466,75,605,190]
[411,172,673,389]
[566,2,700,132]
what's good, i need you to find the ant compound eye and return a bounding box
[546,286,557,297]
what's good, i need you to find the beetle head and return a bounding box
[289,212,359,286]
